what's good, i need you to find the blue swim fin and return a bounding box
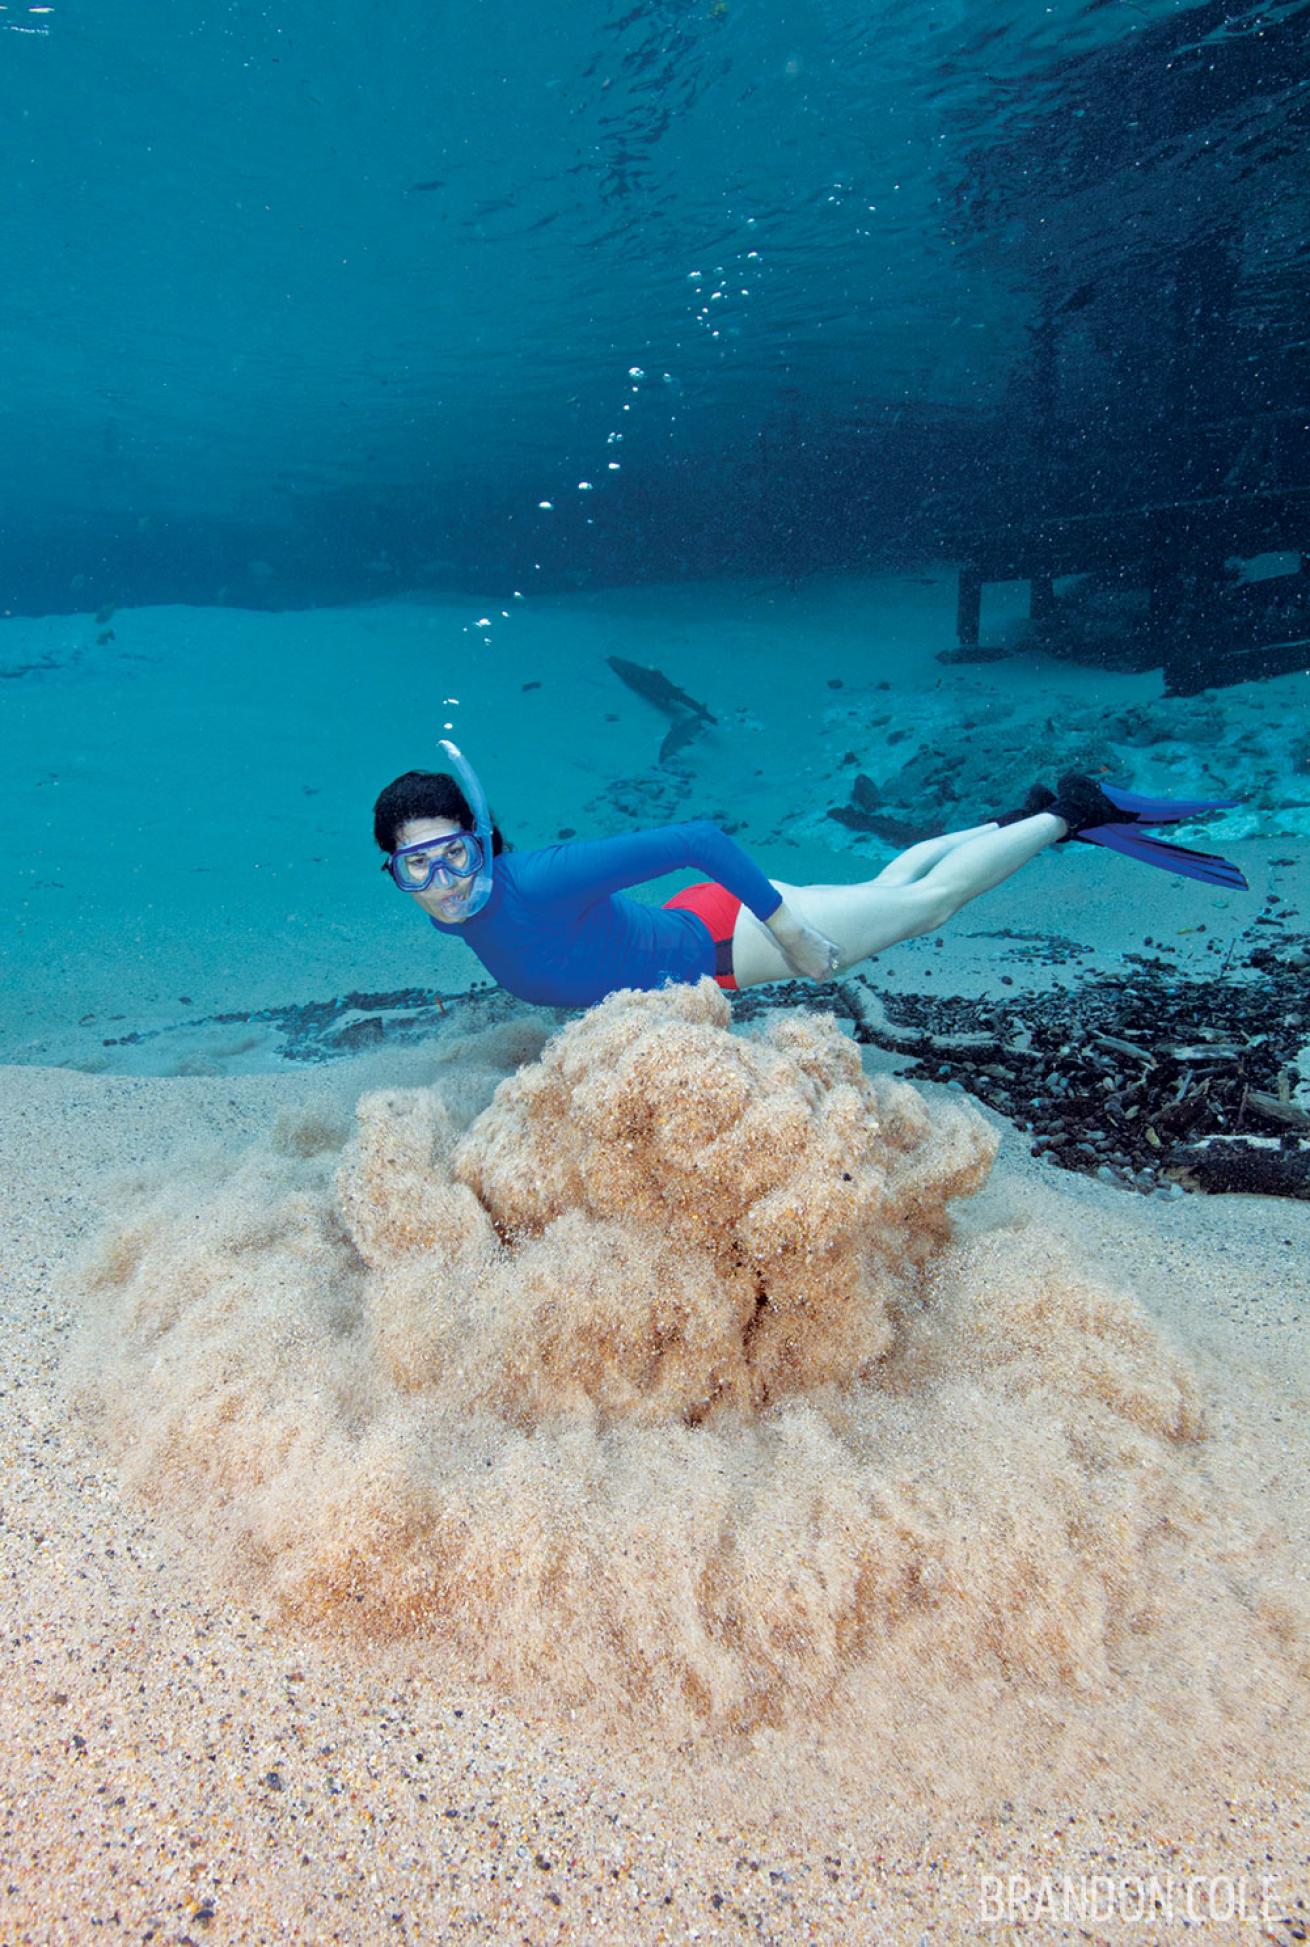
[1096,783,1241,824]
[1073,823,1249,890]
[1049,774,1248,889]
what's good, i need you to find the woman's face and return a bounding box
[394,816,475,924]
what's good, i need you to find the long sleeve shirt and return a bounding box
[426,820,782,1006]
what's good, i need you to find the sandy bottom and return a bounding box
[2,988,1308,1944]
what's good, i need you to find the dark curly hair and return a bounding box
[372,770,509,856]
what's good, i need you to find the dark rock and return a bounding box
[328,1016,386,1051]
[826,803,939,846]
[826,803,880,835]
[1170,1143,1310,1199]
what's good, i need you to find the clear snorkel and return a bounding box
[434,736,495,919]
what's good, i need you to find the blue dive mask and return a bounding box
[383,738,496,918]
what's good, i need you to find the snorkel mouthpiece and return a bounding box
[437,736,495,918]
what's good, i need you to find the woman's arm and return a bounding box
[517,822,841,979]
[516,821,785,920]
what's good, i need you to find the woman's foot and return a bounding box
[1049,772,1128,837]
[995,782,1057,827]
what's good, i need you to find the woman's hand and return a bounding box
[766,902,843,980]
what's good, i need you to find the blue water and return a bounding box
[0,0,1306,1065]
[1,1,1305,608]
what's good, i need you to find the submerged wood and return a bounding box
[1245,1088,1310,1132]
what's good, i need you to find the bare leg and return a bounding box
[731,813,1065,988]
[870,821,999,886]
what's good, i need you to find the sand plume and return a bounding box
[65,983,1309,1755]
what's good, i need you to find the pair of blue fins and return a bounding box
[1059,781,1247,891]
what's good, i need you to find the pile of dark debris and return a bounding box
[820,939,1309,1200]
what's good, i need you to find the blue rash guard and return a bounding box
[426,820,783,1007]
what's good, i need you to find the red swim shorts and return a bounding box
[663,880,741,991]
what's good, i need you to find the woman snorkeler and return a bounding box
[374,740,1246,1008]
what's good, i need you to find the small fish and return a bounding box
[659,717,704,763]
[608,655,716,769]
[606,655,715,724]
